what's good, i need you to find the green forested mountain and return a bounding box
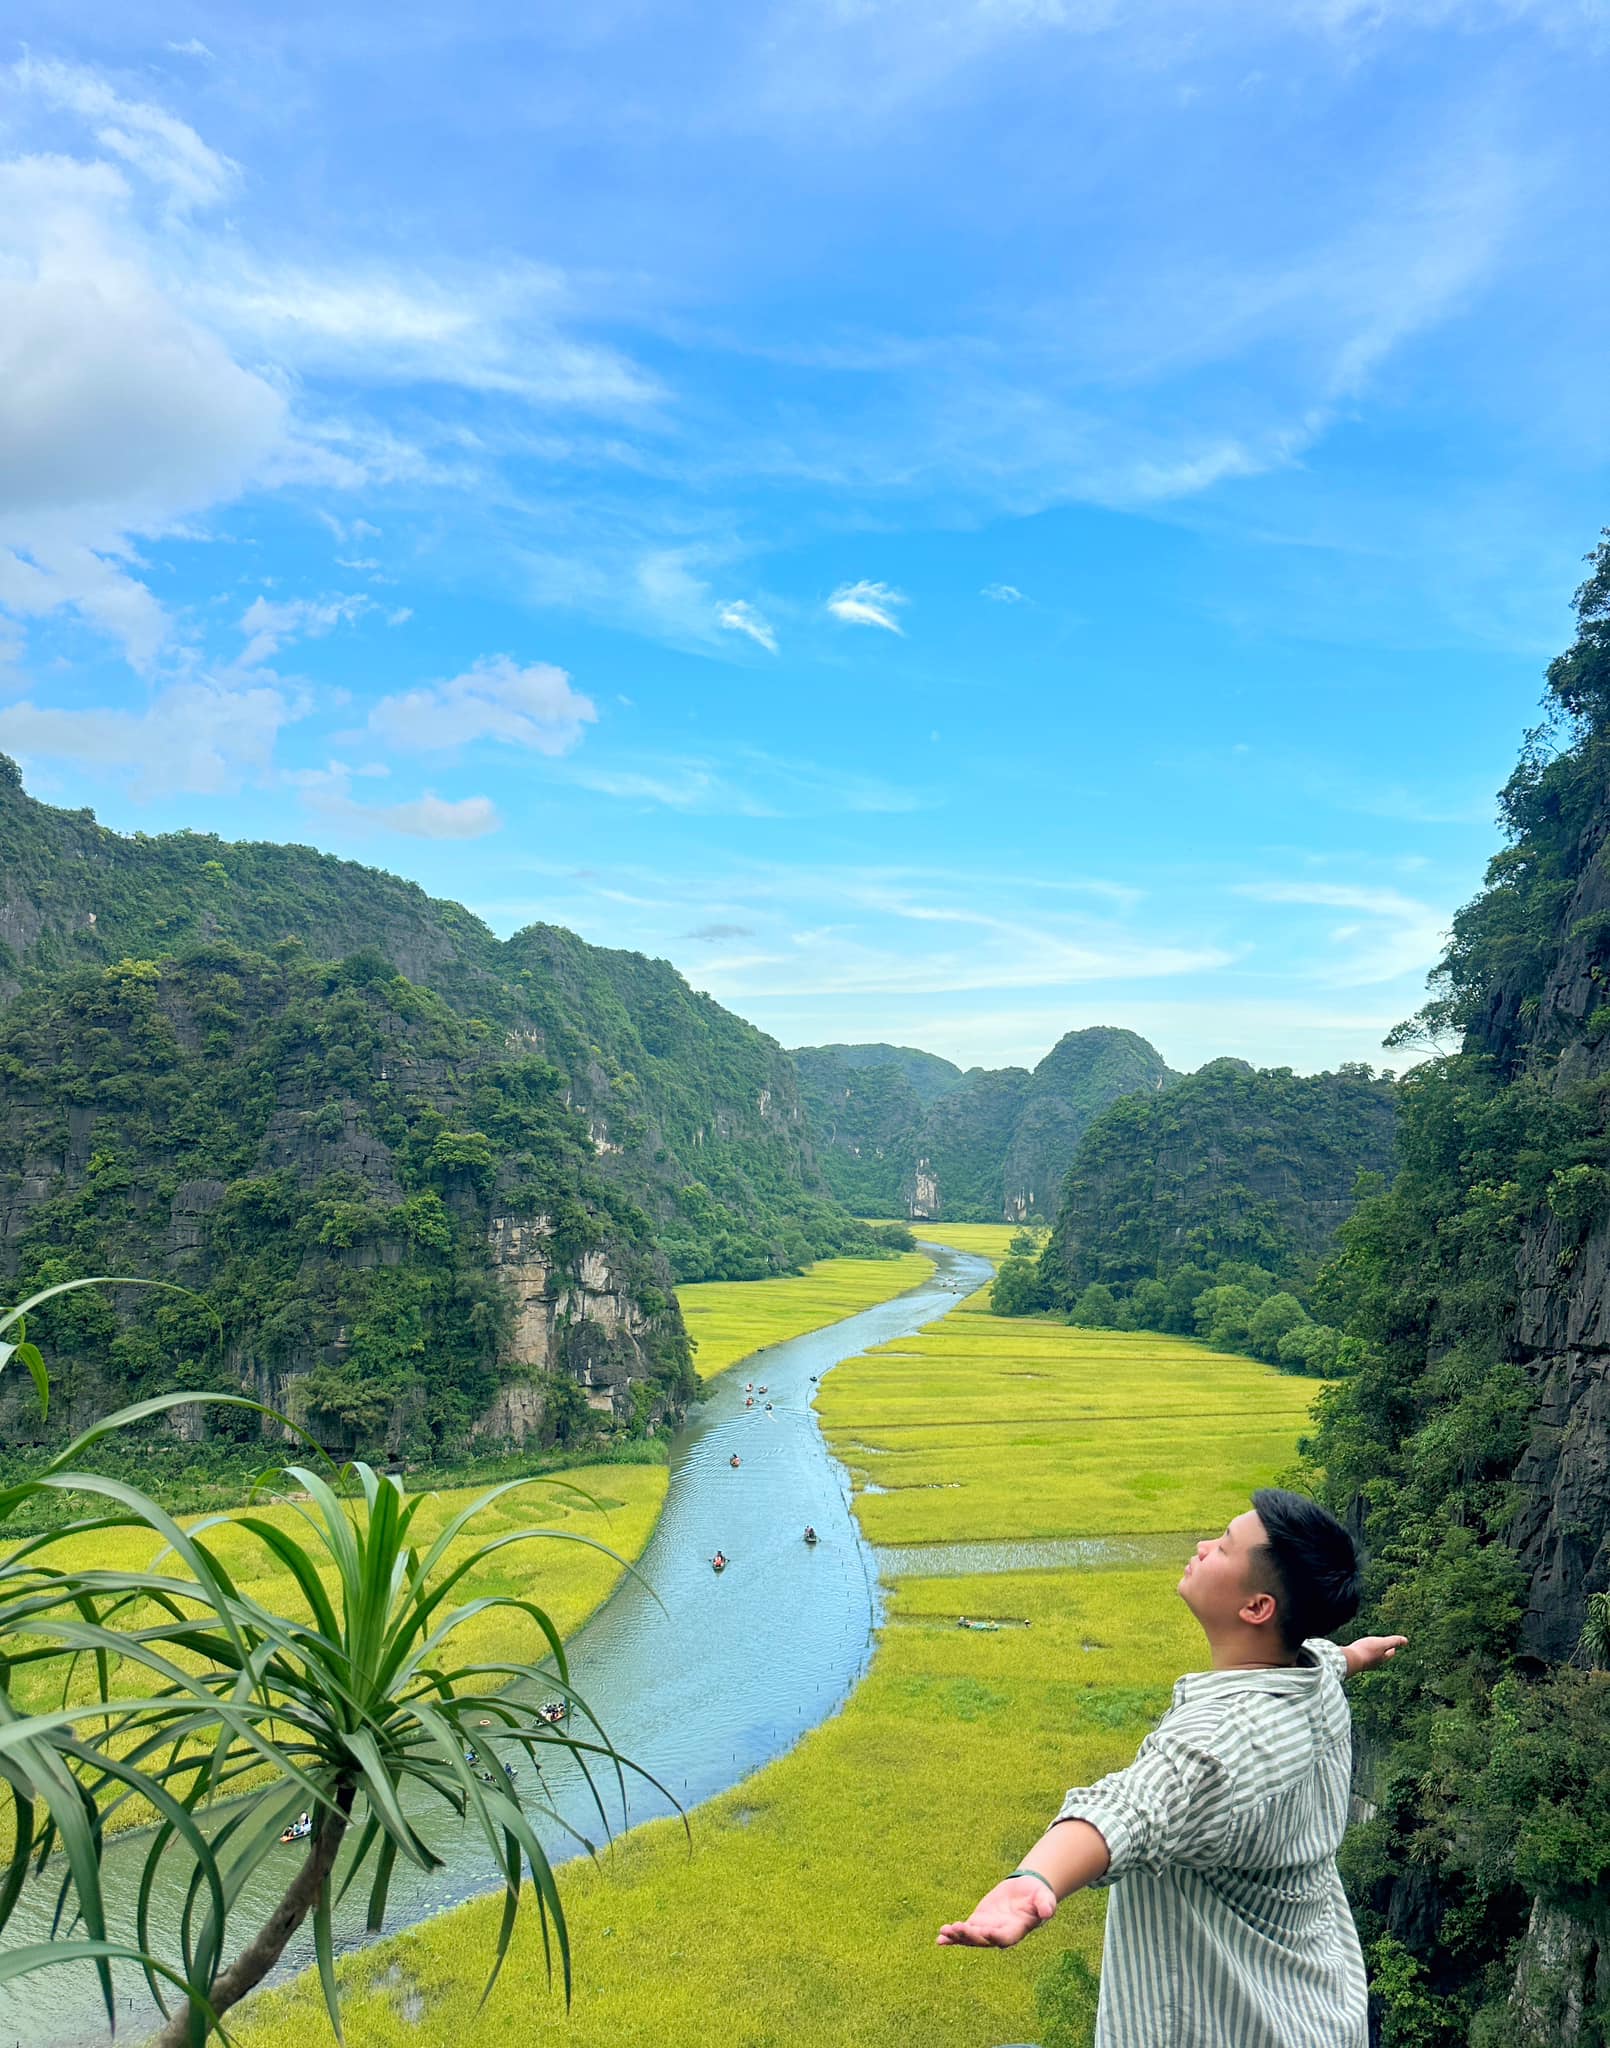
[1039,1056,1398,1299]
[0,760,873,1288]
[0,943,691,1455]
[1303,543,1610,2045]
[791,1025,1174,1221]
[795,1041,964,1102]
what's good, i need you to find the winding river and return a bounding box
[3,1241,993,2046]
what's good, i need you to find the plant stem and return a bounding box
[153,1780,355,2048]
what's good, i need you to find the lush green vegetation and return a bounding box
[1292,541,1610,2046]
[0,942,690,1459]
[1038,1057,1397,1299]
[0,760,888,1297]
[236,1253,1316,2048]
[677,1250,934,1381]
[793,1028,1173,1222]
[992,1252,1353,1379]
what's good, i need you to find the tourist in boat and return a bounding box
[745,1396,754,1407]
[540,1701,566,1723]
[463,1744,479,1764]
[279,1811,312,1845]
[730,1453,741,1467]
[745,1381,753,1391]
[764,1401,773,1411]
[711,1550,728,1571]
[803,1525,818,1545]
[938,1489,1409,2048]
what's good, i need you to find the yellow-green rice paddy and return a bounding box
[238,1247,1325,2048]
[676,1250,934,1380]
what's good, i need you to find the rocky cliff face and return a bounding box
[1492,811,1610,1666]
[479,1216,671,1438]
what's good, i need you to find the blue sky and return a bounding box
[2,3,1608,1075]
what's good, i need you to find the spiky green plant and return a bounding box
[105,1457,664,2046]
[0,1283,660,2044]
[1578,1591,1610,1671]
[0,1278,250,2033]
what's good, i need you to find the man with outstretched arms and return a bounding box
[938,1488,1407,2048]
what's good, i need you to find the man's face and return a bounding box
[1177,1508,1277,1634]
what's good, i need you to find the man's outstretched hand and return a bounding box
[1345,1634,1409,1675]
[937,1876,1056,1948]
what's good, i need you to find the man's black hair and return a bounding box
[1249,1488,1362,1651]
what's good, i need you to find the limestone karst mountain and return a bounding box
[0,759,884,1454]
[791,1025,1175,1222]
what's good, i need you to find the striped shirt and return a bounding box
[1055,1636,1368,2048]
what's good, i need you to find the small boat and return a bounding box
[803,1527,819,1546]
[757,1385,768,1395]
[745,1396,754,1407]
[711,1554,728,1573]
[745,1382,753,1392]
[764,1402,773,1412]
[279,1812,312,1845]
[539,1701,567,1724]
[729,1454,741,1468]
[463,1745,480,1765]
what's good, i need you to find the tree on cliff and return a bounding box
[1304,532,1610,2045]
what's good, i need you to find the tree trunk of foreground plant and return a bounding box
[154,1781,355,2048]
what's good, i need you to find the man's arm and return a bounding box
[936,1819,1110,1948]
[1343,1634,1408,1677]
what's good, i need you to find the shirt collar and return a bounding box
[1172,1644,1323,1708]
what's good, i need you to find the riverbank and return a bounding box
[235,1268,1322,2047]
[677,1249,934,1380]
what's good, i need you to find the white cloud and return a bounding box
[981,583,1024,603]
[165,39,214,59]
[717,599,779,652]
[237,593,371,667]
[367,654,597,756]
[0,679,298,797]
[827,579,908,633]
[0,150,286,665]
[13,57,236,209]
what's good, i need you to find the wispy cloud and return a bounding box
[982,582,1025,603]
[568,748,926,818]
[13,56,236,209]
[1234,880,1452,986]
[717,599,779,651]
[827,580,908,633]
[237,593,372,668]
[289,761,501,838]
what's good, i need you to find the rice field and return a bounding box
[820,1285,1317,1545]
[236,1265,1324,2048]
[676,1250,934,1380]
[887,1220,1022,1260]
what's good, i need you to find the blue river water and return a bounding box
[2,1241,992,2046]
